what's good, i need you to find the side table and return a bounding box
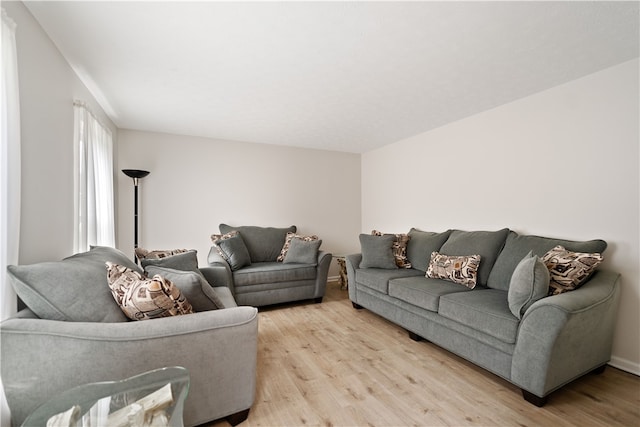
[334,256,348,290]
[22,366,190,427]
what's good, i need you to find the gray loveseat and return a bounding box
[1,246,258,426]
[346,228,620,406]
[208,224,332,307]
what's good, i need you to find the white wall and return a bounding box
[4,1,117,264]
[116,130,361,275]
[362,59,640,374]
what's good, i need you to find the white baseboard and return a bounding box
[327,275,340,283]
[609,356,640,376]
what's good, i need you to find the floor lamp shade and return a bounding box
[122,169,150,262]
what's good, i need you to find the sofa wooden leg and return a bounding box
[352,302,363,309]
[592,364,607,375]
[226,408,250,426]
[314,297,323,304]
[522,390,547,407]
[408,331,424,342]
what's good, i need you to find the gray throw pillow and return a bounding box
[140,250,199,272]
[144,266,226,310]
[508,251,550,319]
[217,234,252,271]
[359,234,397,269]
[7,246,138,322]
[283,238,322,264]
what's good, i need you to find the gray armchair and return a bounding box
[1,246,258,427]
[208,224,332,307]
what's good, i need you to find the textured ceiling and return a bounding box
[25,1,639,153]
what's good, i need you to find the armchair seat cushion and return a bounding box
[233,262,317,287]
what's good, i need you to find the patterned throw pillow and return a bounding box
[135,248,189,261]
[277,232,319,262]
[371,230,412,269]
[106,262,193,320]
[210,230,240,261]
[542,245,603,296]
[426,252,481,289]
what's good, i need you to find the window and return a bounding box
[73,101,115,252]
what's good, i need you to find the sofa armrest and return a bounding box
[1,307,258,427]
[204,246,235,294]
[345,253,362,302]
[313,251,332,299]
[511,269,621,398]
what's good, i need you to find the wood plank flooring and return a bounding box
[208,281,640,427]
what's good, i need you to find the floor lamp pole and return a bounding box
[122,169,150,263]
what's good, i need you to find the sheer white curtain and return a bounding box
[73,102,115,252]
[1,8,20,426]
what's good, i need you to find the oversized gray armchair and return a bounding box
[208,224,332,307]
[1,246,258,427]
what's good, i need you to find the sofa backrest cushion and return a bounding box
[487,231,607,290]
[219,224,296,263]
[406,228,452,272]
[7,246,139,322]
[439,228,510,286]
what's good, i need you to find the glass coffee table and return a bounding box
[22,366,189,427]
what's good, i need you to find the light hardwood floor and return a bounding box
[209,281,639,427]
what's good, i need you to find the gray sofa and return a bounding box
[1,246,258,427]
[346,228,621,406]
[207,224,332,307]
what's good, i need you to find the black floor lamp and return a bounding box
[122,169,150,263]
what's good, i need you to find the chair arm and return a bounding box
[511,269,621,398]
[345,253,362,302]
[1,306,258,427]
[314,251,332,299]
[204,246,235,293]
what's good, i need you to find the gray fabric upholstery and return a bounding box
[217,234,252,270]
[233,262,317,287]
[145,266,225,311]
[355,268,423,294]
[347,228,620,403]
[406,228,452,272]
[283,238,322,264]
[388,275,471,312]
[359,234,397,269]
[7,246,138,322]
[140,249,199,272]
[440,228,509,286]
[487,231,607,290]
[219,224,296,262]
[1,306,258,427]
[439,289,519,344]
[209,226,332,306]
[507,252,550,319]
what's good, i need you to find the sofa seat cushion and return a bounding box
[388,276,472,312]
[355,268,424,294]
[232,262,317,287]
[438,289,519,344]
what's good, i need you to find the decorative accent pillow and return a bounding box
[283,238,322,264]
[277,232,319,262]
[359,234,397,269]
[426,252,481,289]
[543,245,603,295]
[106,262,193,320]
[210,230,239,260]
[371,230,412,269]
[135,248,189,262]
[508,251,550,319]
[216,234,251,271]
